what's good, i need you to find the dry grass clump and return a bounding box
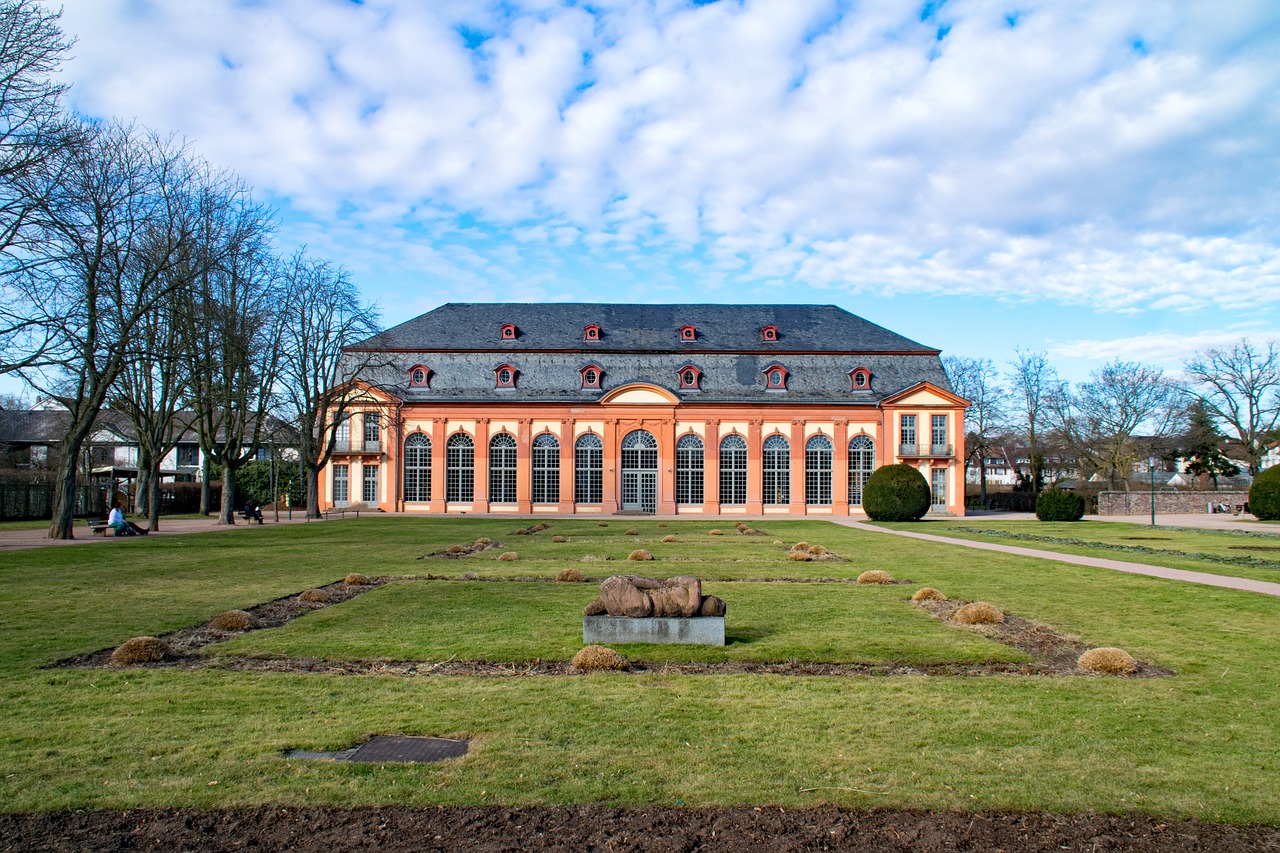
[735,523,749,532]
[739,528,757,535]
[531,522,550,533]
[791,542,810,552]
[110,636,169,665]
[953,602,1004,625]
[658,523,668,528]
[597,522,609,527]
[709,529,724,536]
[628,549,654,561]
[1078,647,1138,675]
[911,587,946,602]
[209,610,259,632]
[552,535,568,543]
[556,568,585,582]
[773,540,783,545]
[788,551,811,562]
[624,529,639,536]
[661,535,677,543]
[344,572,372,586]
[571,645,628,672]
[461,572,479,581]
[474,537,493,546]
[515,528,529,536]
[498,551,520,561]
[446,544,467,554]
[808,545,829,556]
[857,570,895,584]
[298,588,331,603]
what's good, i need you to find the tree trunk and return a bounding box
[219,463,237,525]
[306,460,321,519]
[135,448,152,516]
[979,462,989,508]
[48,450,81,539]
[199,454,211,515]
[146,458,163,531]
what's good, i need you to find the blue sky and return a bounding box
[38,0,1280,387]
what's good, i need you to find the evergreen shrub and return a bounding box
[862,464,931,521]
[1249,466,1280,521]
[1035,488,1085,521]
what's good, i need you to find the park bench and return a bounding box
[87,517,110,536]
[238,508,264,524]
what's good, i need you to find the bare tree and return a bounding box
[0,0,74,375]
[944,355,1007,509]
[19,123,200,538]
[1006,349,1057,495]
[180,186,283,524]
[1183,338,1280,474]
[276,249,381,518]
[1049,360,1184,489]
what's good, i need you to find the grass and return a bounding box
[1,517,1279,822]
[890,518,1280,583]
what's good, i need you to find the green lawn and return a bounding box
[1,517,1278,822]
[892,518,1280,583]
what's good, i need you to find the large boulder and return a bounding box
[585,575,725,618]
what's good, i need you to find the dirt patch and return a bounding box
[2,806,1275,852]
[1228,545,1280,552]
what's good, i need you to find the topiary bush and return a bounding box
[209,610,259,631]
[1249,465,1280,520]
[298,588,330,603]
[571,645,628,672]
[953,602,1004,625]
[911,587,945,602]
[1036,488,1086,522]
[556,568,584,582]
[863,464,931,521]
[1078,647,1138,675]
[110,636,169,665]
[498,551,519,561]
[628,549,653,561]
[856,570,894,584]
[344,572,372,586]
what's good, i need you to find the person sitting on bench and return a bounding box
[107,500,148,536]
[243,503,264,523]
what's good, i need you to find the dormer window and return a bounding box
[500,323,517,340]
[849,367,872,391]
[583,324,601,341]
[761,325,778,342]
[409,365,431,387]
[580,364,602,389]
[495,363,517,388]
[764,364,789,390]
[678,365,702,391]
[679,324,697,342]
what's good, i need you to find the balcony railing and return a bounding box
[899,443,954,458]
[332,439,382,454]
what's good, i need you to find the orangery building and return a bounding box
[319,303,967,517]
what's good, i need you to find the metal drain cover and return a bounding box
[286,735,468,763]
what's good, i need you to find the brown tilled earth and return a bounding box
[3,806,1279,851]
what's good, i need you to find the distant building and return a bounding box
[323,303,969,517]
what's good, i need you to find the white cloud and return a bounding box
[51,0,1280,317]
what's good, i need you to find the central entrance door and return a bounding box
[620,429,658,513]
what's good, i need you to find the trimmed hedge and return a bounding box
[1036,488,1085,522]
[1250,466,1280,521]
[863,464,931,522]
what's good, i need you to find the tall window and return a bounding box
[719,434,747,505]
[932,468,947,509]
[532,433,559,503]
[900,414,917,452]
[762,435,790,505]
[849,436,875,506]
[332,464,349,506]
[931,414,947,451]
[446,433,474,502]
[403,434,431,502]
[575,434,603,504]
[489,433,518,503]
[363,413,380,449]
[805,435,832,505]
[362,464,379,504]
[335,418,350,452]
[676,434,704,505]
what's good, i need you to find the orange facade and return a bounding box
[320,381,967,517]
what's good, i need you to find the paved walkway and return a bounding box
[0,513,319,552]
[828,515,1280,599]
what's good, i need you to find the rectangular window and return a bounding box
[334,419,350,452]
[900,414,917,454]
[362,464,378,504]
[931,468,946,509]
[176,445,199,468]
[675,440,704,505]
[332,464,349,506]
[364,413,381,451]
[931,415,947,452]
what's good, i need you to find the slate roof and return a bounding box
[354,303,937,354]
[348,303,954,406]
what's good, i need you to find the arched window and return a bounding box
[574,433,603,504]
[678,365,701,391]
[446,433,474,503]
[805,435,832,505]
[500,323,517,340]
[764,365,788,390]
[849,435,876,506]
[580,365,602,389]
[761,325,778,342]
[489,433,517,503]
[403,434,431,502]
[409,365,430,387]
[762,434,790,505]
[849,367,871,390]
[495,364,517,388]
[532,433,559,504]
[676,434,704,505]
[584,324,601,341]
[719,434,747,506]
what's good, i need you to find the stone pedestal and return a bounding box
[583,615,725,646]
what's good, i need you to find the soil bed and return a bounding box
[2,806,1276,852]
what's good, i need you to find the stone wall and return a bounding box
[1097,491,1250,516]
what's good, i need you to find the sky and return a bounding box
[29,0,1280,389]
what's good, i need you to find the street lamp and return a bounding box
[1149,454,1157,527]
